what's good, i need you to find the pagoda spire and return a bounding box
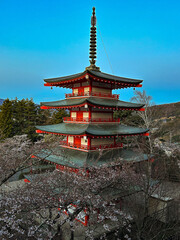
[86,7,100,71]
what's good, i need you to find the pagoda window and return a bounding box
[68,136,74,145]
[71,112,77,118]
[84,87,90,95]
[83,112,89,120]
[81,138,88,146]
[73,88,78,96]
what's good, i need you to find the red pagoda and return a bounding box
[35,7,149,174]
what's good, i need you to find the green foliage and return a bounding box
[12,98,25,135]
[37,108,52,125]
[0,98,49,142]
[51,109,69,124]
[0,99,14,138]
[114,110,143,126]
[0,98,69,141]
[23,99,39,141]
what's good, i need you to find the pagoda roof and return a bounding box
[44,70,142,89]
[36,123,148,136]
[33,147,149,169]
[41,97,144,110]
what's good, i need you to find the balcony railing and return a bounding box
[65,92,119,99]
[63,117,120,123]
[59,141,123,150]
[90,142,123,150]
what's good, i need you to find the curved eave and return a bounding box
[44,71,86,87]
[88,98,144,110]
[40,97,145,111]
[31,147,150,169]
[89,70,143,84]
[36,123,149,137]
[41,98,86,109]
[44,70,143,89]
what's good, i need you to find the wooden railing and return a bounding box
[59,141,123,150]
[90,142,123,150]
[63,117,120,123]
[65,92,119,99]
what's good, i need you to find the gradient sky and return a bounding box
[0,0,180,104]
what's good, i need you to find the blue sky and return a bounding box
[0,0,180,104]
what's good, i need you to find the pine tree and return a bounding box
[51,109,69,124]
[0,99,14,139]
[0,98,58,141]
[37,108,51,125]
[24,98,39,142]
[12,98,26,135]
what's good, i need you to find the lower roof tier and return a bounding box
[36,123,148,136]
[32,147,149,169]
[41,97,144,110]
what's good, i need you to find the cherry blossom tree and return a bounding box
[1,142,179,239]
[0,161,140,240]
[0,134,60,187]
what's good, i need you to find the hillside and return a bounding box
[152,102,180,119]
[151,102,180,143]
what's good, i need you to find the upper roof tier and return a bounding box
[41,97,144,111]
[36,123,148,136]
[43,8,143,90]
[44,70,143,89]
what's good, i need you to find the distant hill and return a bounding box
[151,102,180,143]
[0,99,4,106]
[152,102,180,119]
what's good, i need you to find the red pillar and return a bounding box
[89,106,92,121]
[89,79,92,96]
[88,137,91,150]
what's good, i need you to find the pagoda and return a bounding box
[34,7,149,174]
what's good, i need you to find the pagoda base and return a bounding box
[32,147,149,170]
